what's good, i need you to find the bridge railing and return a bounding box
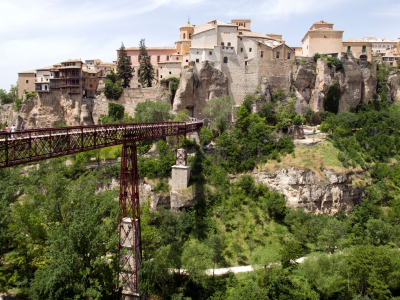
[0,121,203,168]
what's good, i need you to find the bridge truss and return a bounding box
[0,121,203,297]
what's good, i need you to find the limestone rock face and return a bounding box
[254,168,364,215]
[173,61,228,118]
[261,77,272,102]
[293,55,377,115]
[388,73,400,105]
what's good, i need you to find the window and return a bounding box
[362,45,366,53]
[186,59,188,62]
[160,75,162,78]
[169,71,171,74]
[157,55,160,62]
[166,55,169,61]
[324,35,327,38]
[26,80,28,83]
[227,42,231,46]
[90,84,92,88]
[389,57,394,61]
[189,33,191,39]
[176,57,179,60]
[209,51,212,55]
[261,51,264,57]
[138,70,140,76]
[287,53,291,59]
[241,48,243,52]
[41,78,43,82]
[223,57,228,63]
[249,48,252,52]
[245,61,247,66]
[276,52,280,58]
[183,33,186,39]
[239,32,243,35]
[196,59,199,63]
[138,85,141,88]
[221,42,224,46]
[347,46,351,52]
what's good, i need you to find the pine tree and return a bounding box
[138,39,155,87]
[117,42,133,88]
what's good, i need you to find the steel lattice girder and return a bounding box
[118,142,142,295]
[0,122,202,168]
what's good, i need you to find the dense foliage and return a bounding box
[134,99,171,122]
[104,70,123,100]
[319,100,400,168]
[138,39,155,87]
[202,95,235,134]
[0,84,18,105]
[116,43,134,88]
[98,102,125,124]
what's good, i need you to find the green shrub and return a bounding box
[153,181,170,193]
[108,102,125,120]
[25,92,37,101]
[272,87,286,102]
[304,106,315,123]
[14,98,22,111]
[313,53,321,62]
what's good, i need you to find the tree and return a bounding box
[117,43,134,88]
[28,174,120,299]
[139,39,155,87]
[202,95,235,134]
[104,70,123,100]
[108,102,125,120]
[199,126,213,145]
[304,106,315,124]
[135,100,171,122]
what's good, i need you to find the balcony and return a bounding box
[59,75,81,79]
[36,88,50,92]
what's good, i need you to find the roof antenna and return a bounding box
[188,15,190,24]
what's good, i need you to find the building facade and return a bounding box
[18,70,37,98]
[301,21,344,57]
[342,39,373,61]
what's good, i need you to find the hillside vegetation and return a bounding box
[1,88,400,299]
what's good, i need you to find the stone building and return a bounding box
[301,21,344,57]
[17,70,37,99]
[342,39,373,61]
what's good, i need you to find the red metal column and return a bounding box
[118,141,142,296]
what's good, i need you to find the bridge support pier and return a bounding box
[118,142,142,297]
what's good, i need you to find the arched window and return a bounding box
[183,33,186,39]
[221,42,224,46]
[189,33,192,39]
[223,57,228,63]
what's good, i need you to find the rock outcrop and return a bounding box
[253,168,364,215]
[293,55,377,115]
[173,61,228,118]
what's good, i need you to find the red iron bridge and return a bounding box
[0,121,203,298]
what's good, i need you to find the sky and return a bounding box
[1,0,399,91]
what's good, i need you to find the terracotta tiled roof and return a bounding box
[124,47,176,51]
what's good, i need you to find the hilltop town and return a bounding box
[4,18,400,129]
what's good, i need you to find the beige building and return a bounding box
[18,70,37,98]
[301,21,344,57]
[342,39,373,61]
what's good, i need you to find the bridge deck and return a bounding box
[0,121,203,168]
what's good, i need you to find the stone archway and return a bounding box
[360,55,368,61]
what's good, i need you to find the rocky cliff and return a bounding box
[173,61,228,118]
[252,168,364,215]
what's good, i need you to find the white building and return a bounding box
[362,37,398,55]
